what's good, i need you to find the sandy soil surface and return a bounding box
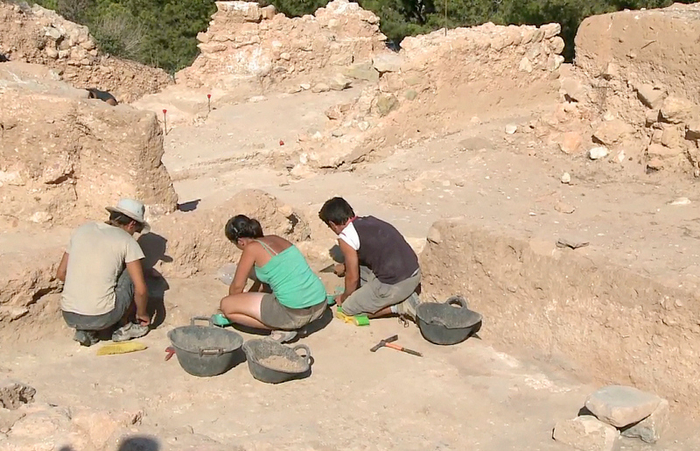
[3,84,700,450]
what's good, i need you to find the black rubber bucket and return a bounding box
[167,316,245,377]
[416,296,483,346]
[242,339,312,384]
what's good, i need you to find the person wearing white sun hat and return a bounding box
[56,198,152,347]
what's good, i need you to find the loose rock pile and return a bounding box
[0,2,172,102]
[553,385,670,450]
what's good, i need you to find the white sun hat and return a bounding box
[105,198,150,233]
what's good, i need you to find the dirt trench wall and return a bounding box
[0,3,172,102]
[175,0,386,91]
[419,219,700,412]
[550,3,700,174]
[0,63,178,229]
[143,190,312,278]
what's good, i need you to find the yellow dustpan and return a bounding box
[96,341,148,356]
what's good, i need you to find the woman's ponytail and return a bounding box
[225,215,264,242]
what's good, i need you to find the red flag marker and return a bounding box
[279,140,284,146]
[207,94,211,113]
[162,109,168,135]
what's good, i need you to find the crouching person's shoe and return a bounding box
[73,330,99,347]
[112,322,149,342]
[395,292,421,323]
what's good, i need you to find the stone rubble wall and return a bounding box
[0,3,172,102]
[291,21,566,172]
[553,2,700,174]
[175,0,386,90]
[396,21,565,93]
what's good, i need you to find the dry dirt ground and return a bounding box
[3,84,700,450]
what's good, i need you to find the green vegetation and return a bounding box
[33,0,688,73]
[34,0,216,73]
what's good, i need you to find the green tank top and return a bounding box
[253,240,326,309]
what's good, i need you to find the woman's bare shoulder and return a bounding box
[265,235,292,251]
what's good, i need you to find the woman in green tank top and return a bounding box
[218,215,327,342]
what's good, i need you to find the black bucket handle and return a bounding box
[191,316,214,327]
[292,344,312,366]
[446,296,468,309]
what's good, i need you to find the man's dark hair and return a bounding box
[318,197,355,226]
[108,211,144,233]
[225,215,264,242]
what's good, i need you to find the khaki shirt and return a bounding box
[61,221,144,315]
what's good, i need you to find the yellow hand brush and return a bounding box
[96,341,148,356]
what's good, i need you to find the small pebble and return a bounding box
[588,146,609,160]
[561,172,571,184]
[669,197,691,206]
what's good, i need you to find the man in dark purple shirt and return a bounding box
[319,197,421,321]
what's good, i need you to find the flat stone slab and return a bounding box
[585,385,661,428]
[621,398,670,444]
[553,416,620,451]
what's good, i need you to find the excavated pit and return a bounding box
[420,220,700,414]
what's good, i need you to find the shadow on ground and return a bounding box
[58,435,161,451]
[138,233,172,328]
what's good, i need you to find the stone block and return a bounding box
[561,77,587,103]
[588,146,609,160]
[550,36,565,54]
[636,84,665,109]
[328,73,352,91]
[660,96,697,124]
[553,416,620,451]
[372,52,402,73]
[261,5,276,20]
[558,132,583,155]
[687,121,700,140]
[376,94,399,117]
[541,23,561,39]
[592,119,635,146]
[311,83,330,93]
[646,109,661,126]
[660,125,684,149]
[342,62,380,82]
[647,157,664,170]
[647,143,683,158]
[621,398,670,444]
[585,385,661,428]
